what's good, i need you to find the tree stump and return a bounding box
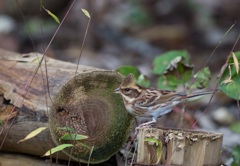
[0,49,133,163]
[137,127,223,166]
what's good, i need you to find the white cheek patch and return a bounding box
[122,95,135,103]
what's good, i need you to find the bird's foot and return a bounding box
[134,123,154,135]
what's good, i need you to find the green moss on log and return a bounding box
[49,71,133,163]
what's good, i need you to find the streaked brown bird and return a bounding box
[115,74,215,127]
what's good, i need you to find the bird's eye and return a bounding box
[125,88,130,92]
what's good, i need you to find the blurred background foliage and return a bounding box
[0,0,240,165]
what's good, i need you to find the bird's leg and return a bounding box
[135,117,157,135]
[138,117,157,128]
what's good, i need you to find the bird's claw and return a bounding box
[134,123,153,135]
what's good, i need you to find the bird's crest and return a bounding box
[121,74,136,87]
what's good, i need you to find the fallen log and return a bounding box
[0,49,133,163]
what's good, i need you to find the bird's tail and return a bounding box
[185,90,218,101]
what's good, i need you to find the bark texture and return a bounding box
[0,49,133,163]
[137,127,223,166]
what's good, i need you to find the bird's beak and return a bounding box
[114,88,120,93]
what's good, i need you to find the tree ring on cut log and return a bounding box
[49,71,133,163]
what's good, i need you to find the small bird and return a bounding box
[115,74,215,127]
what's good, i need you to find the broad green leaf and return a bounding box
[219,51,240,100]
[57,127,75,132]
[18,127,47,143]
[159,60,193,88]
[116,66,140,78]
[193,67,211,89]
[152,50,190,74]
[157,76,176,90]
[232,52,239,74]
[136,74,150,88]
[42,6,60,24]
[177,63,193,83]
[229,122,240,134]
[43,144,73,156]
[165,75,183,87]
[82,8,91,18]
[60,134,88,141]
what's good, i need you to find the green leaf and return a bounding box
[136,74,150,88]
[159,59,193,88]
[116,65,140,78]
[157,76,176,90]
[152,50,190,75]
[60,134,88,141]
[144,137,162,163]
[43,144,73,156]
[193,67,211,89]
[231,145,240,166]
[18,127,47,143]
[229,122,240,134]
[165,75,183,86]
[82,8,91,18]
[144,137,160,146]
[219,51,240,100]
[42,6,60,24]
[57,127,75,132]
[116,66,150,87]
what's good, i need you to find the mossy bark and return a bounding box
[49,71,133,163]
[0,49,133,163]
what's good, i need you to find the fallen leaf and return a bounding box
[43,144,73,156]
[18,127,47,143]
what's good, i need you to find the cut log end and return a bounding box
[49,71,134,163]
[137,127,223,166]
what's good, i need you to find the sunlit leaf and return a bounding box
[60,134,88,141]
[232,52,239,74]
[43,144,73,156]
[18,127,47,143]
[42,6,60,24]
[82,8,91,18]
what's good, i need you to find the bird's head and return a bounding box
[114,74,142,99]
